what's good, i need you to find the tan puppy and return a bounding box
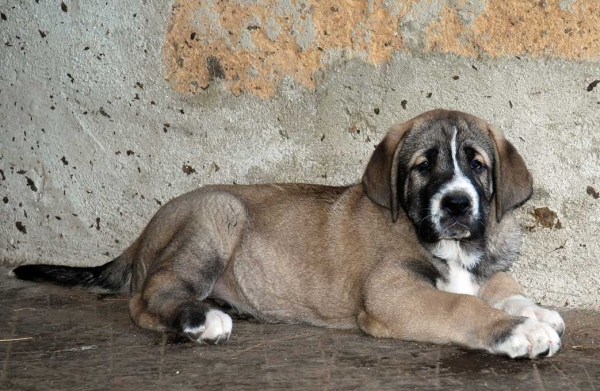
[13,109,564,358]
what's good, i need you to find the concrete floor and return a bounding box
[1,267,599,391]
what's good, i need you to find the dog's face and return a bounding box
[363,109,532,244]
[397,119,495,242]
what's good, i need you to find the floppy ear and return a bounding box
[489,125,533,222]
[362,121,412,222]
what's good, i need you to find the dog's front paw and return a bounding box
[496,295,565,336]
[491,318,561,359]
[184,309,232,345]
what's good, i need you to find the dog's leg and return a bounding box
[128,192,247,344]
[479,272,565,336]
[358,267,561,358]
[129,267,233,344]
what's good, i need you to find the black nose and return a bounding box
[441,193,471,216]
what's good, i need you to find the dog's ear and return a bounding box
[362,121,412,222]
[488,125,533,222]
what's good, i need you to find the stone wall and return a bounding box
[1,0,599,308]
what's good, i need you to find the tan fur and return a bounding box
[479,272,525,307]
[114,110,556,355]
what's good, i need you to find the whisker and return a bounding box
[474,219,487,230]
[417,215,436,234]
[438,222,458,237]
[416,208,437,234]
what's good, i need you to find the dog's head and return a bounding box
[363,109,532,243]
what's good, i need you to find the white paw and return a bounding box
[496,295,565,336]
[184,309,232,345]
[492,318,561,359]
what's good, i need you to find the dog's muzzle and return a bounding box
[432,190,478,239]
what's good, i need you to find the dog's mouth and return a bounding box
[438,223,471,239]
[436,215,474,240]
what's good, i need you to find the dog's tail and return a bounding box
[11,253,133,294]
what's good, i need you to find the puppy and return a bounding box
[13,109,564,358]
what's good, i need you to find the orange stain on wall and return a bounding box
[164,0,409,98]
[426,0,600,59]
[164,0,600,98]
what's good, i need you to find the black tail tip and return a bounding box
[9,261,129,293]
[11,265,53,283]
[10,264,91,287]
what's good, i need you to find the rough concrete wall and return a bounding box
[165,0,600,97]
[1,0,599,309]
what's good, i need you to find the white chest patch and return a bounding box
[433,240,481,296]
[436,262,480,296]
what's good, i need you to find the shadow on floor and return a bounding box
[0,267,598,390]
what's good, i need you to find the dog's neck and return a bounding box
[430,239,482,269]
[429,239,483,296]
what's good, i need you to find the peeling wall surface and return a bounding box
[1,0,599,308]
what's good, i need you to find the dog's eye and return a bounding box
[417,160,429,170]
[470,159,485,171]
